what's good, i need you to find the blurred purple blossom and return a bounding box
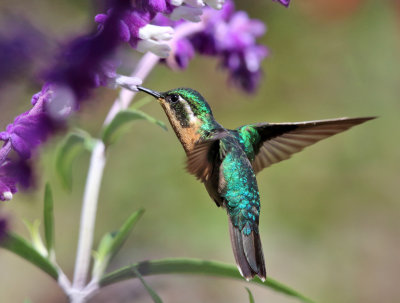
[0,18,49,90]
[273,0,290,7]
[0,0,286,199]
[158,0,268,92]
[96,0,270,91]
[0,160,32,201]
[0,216,7,242]
[0,0,132,199]
[174,38,195,69]
[47,0,131,101]
[0,89,54,160]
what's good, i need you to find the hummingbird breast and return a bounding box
[205,134,261,234]
[219,137,260,234]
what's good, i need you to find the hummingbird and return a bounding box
[137,86,374,281]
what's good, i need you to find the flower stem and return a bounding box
[70,52,161,298]
[104,52,160,125]
[72,140,106,289]
[70,20,206,302]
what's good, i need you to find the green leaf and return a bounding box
[0,232,58,279]
[23,299,32,303]
[100,258,315,303]
[92,233,114,279]
[107,208,144,259]
[132,267,163,303]
[43,183,55,258]
[92,209,145,279]
[246,287,255,303]
[22,219,47,257]
[55,130,94,190]
[102,109,167,145]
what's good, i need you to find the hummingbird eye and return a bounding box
[167,94,180,103]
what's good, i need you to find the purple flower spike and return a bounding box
[0,18,48,89]
[0,159,32,201]
[136,0,168,15]
[174,39,195,69]
[186,0,268,92]
[0,173,17,201]
[48,0,131,100]
[0,216,7,242]
[0,0,134,200]
[1,111,53,160]
[273,0,290,7]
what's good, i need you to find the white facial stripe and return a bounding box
[180,96,198,124]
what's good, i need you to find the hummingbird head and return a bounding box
[138,86,217,153]
[138,86,213,126]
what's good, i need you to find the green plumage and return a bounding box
[137,85,375,281]
[220,136,260,236]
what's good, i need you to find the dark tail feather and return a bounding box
[228,217,266,281]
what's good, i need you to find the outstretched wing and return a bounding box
[236,117,375,174]
[185,131,227,182]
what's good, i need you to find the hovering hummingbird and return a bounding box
[138,86,374,281]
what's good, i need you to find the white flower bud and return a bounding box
[114,75,142,92]
[137,40,171,58]
[170,0,184,5]
[139,24,174,41]
[2,191,13,201]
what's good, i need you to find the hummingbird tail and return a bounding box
[228,217,266,281]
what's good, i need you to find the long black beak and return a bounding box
[137,86,162,99]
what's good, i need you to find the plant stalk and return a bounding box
[70,20,206,302]
[72,140,106,289]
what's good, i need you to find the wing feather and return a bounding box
[186,131,226,182]
[238,117,375,174]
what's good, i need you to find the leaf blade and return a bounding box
[131,267,163,303]
[55,131,93,190]
[43,183,55,256]
[0,232,58,279]
[102,109,167,145]
[92,209,145,279]
[22,219,47,257]
[100,258,315,303]
[246,287,255,303]
[108,208,145,260]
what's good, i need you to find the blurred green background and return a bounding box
[0,0,399,302]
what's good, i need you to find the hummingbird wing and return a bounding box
[186,131,227,182]
[236,117,375,174]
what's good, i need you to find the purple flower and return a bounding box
[273,0,290,7]
[0,169,17,201]
[0,17,48,90]
[0,216,7,242]
[135,0,169,15]
[0,0,132,199]
[0,108,53,160]
[222,45,268,92]
[174,39,195,69]
[96,10,151,48]
[165,0,268,92]
[0,159,32,201]
[214,11,265,50]
[0,0,278,200]
[93,60,119,87]
[47,0,133,101]
[95,8,174,58]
